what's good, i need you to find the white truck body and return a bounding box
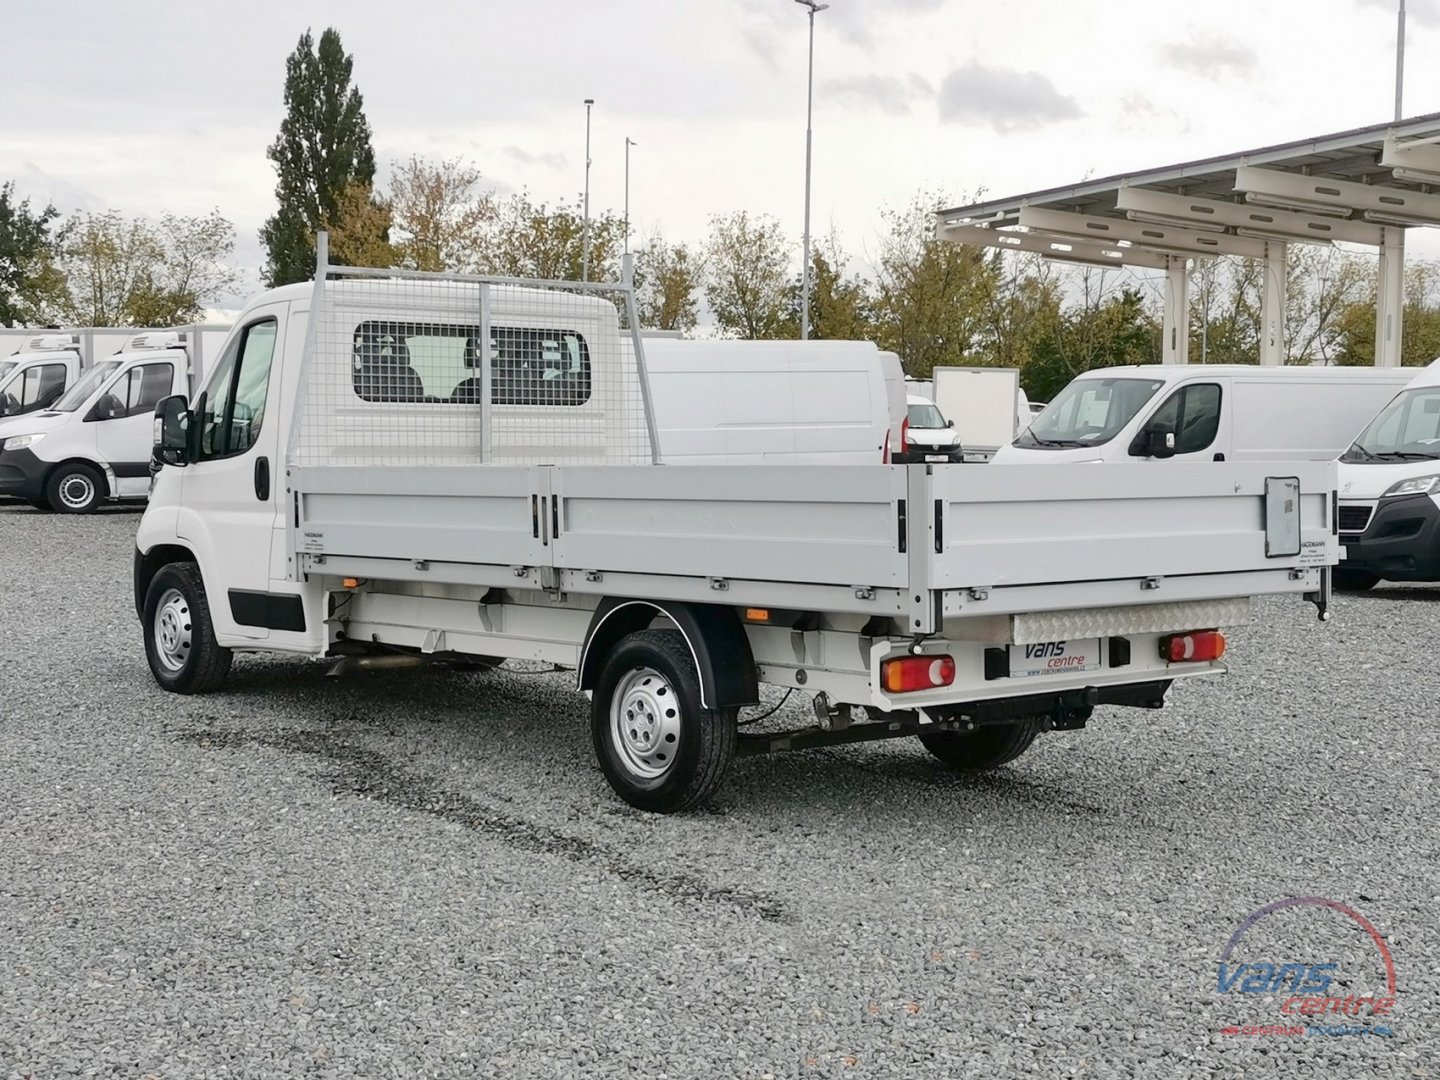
[0,335,86,419]
[641,338,904,466]
[0,327,227,510]
[132,261,1339,811]
[995,364,1418,465]
[1334,359,1440,585]
[931,366,1024,462]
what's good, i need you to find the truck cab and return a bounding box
[0,331,203,512]
[1334,359,1440,588]
[0,335,85,419]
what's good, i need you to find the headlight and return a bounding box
[1381,474,1440,498]
[1,432,44,451]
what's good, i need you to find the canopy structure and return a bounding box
[936,113,1440,366]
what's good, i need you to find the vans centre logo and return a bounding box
[1216,896,1397,1038]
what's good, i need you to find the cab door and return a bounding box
[1130,380,1230,461]
[178,308,285,642]
[93,360,178,495]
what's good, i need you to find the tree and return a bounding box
[704,211,793,339]
[389,156,497,273]
[0,182,65,327]
[633,231,703,333]
[785,234,876,341]
[259,27,377,286]
[484,192,624,281]
[57,209,243,326]
[1022,278,1160,401]
[321,182,396,269]
[870,191,1000,377]
[1332,259,1440,367]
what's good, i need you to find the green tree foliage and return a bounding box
[786,236,876,341]
[321,182,396,269]
[703,211,793,339]
[633,231,704,333]
[389,156,496,273]
[260,28,377,286]
[0,182,64,327]
[484,192,624,281]
[870,192,999,377]
[1332,260,1440,367]
[57,209,242,326]
[1022,282,1160,401]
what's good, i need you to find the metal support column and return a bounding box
[1260,241,1287,366]
[1161,256,1190,365]
[1376,226,1405,367]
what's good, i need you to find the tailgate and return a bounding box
[921,461,1336,590]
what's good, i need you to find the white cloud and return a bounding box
[1160,33,1259,80]
[938,62,1083,134]
[822,74,934,116]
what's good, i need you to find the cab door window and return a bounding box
[19,364,67,412]
[1134,383,1222,455]
[199,319,278,458]
[92,363,175,420]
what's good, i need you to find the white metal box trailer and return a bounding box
[931,366,1023,461]
[133,251,1339,811]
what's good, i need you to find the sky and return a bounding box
[4,0,1438,307]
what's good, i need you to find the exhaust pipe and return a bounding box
[325,654,430,677]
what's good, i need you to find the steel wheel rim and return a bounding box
[58,473,95,510]
[610,666,682,780]
[153,588,193,673]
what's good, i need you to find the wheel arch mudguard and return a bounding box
[578,599,760,710]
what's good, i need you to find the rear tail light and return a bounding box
[901,416,911,449]
[1161,630,1226,663]
[882,654,956,693]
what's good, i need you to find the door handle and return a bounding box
[254,456,270,500]
[1213,452,1226,461]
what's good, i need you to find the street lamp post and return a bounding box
[796,0,828,341]
[1396,0,1407,121]
[582,98,594,282]
[625,137,637,256]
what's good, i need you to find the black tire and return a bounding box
[45,462,105,514]
[142,562,233,694]
[918,717,1042,771]
[27,499,52,512]
[591,629,737,813]
[1333,569,1381,591]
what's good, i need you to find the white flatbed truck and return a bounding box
[134,251,1339,811]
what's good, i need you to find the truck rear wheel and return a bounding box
[143,563,233,694]
[591,629,736,812]
[918,717,1041,771]
[46,462,104,513]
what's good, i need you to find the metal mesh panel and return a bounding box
[289,252,656,468]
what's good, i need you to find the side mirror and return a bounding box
[153,394,192,467]
[946,419,955,428]
[1145,428,1177,459]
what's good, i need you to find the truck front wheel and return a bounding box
[46,462,104,513]
[918,717,1041,771]
[591,629,736,812]
[143,563,233,694]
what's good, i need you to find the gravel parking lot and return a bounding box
[1,502,1437,1078]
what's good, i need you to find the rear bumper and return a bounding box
[0,448,47,500]
[894,447,964,464]
[1340,495,1440,581]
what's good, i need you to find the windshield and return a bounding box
[907,403,947,428]
[1342,385,1440,462]
[0,361,15,381]
[52,361,121,412]
[1016,377,1164,449]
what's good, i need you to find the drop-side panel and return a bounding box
[551,465,909,588]
[290,465,546,567]
[926,461,1337,590]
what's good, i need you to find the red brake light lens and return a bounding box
[882,655,957,693]
[1162,630,1226,663]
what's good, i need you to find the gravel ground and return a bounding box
[1,501,1437,1078]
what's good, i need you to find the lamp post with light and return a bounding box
[796,0,828,340]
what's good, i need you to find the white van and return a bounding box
[993,365,1418,465]
[642,339,905,465]
[896,394,963,463]
[0,329,224,511]
[0,335,87,418]
[1334,359,1440,588]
